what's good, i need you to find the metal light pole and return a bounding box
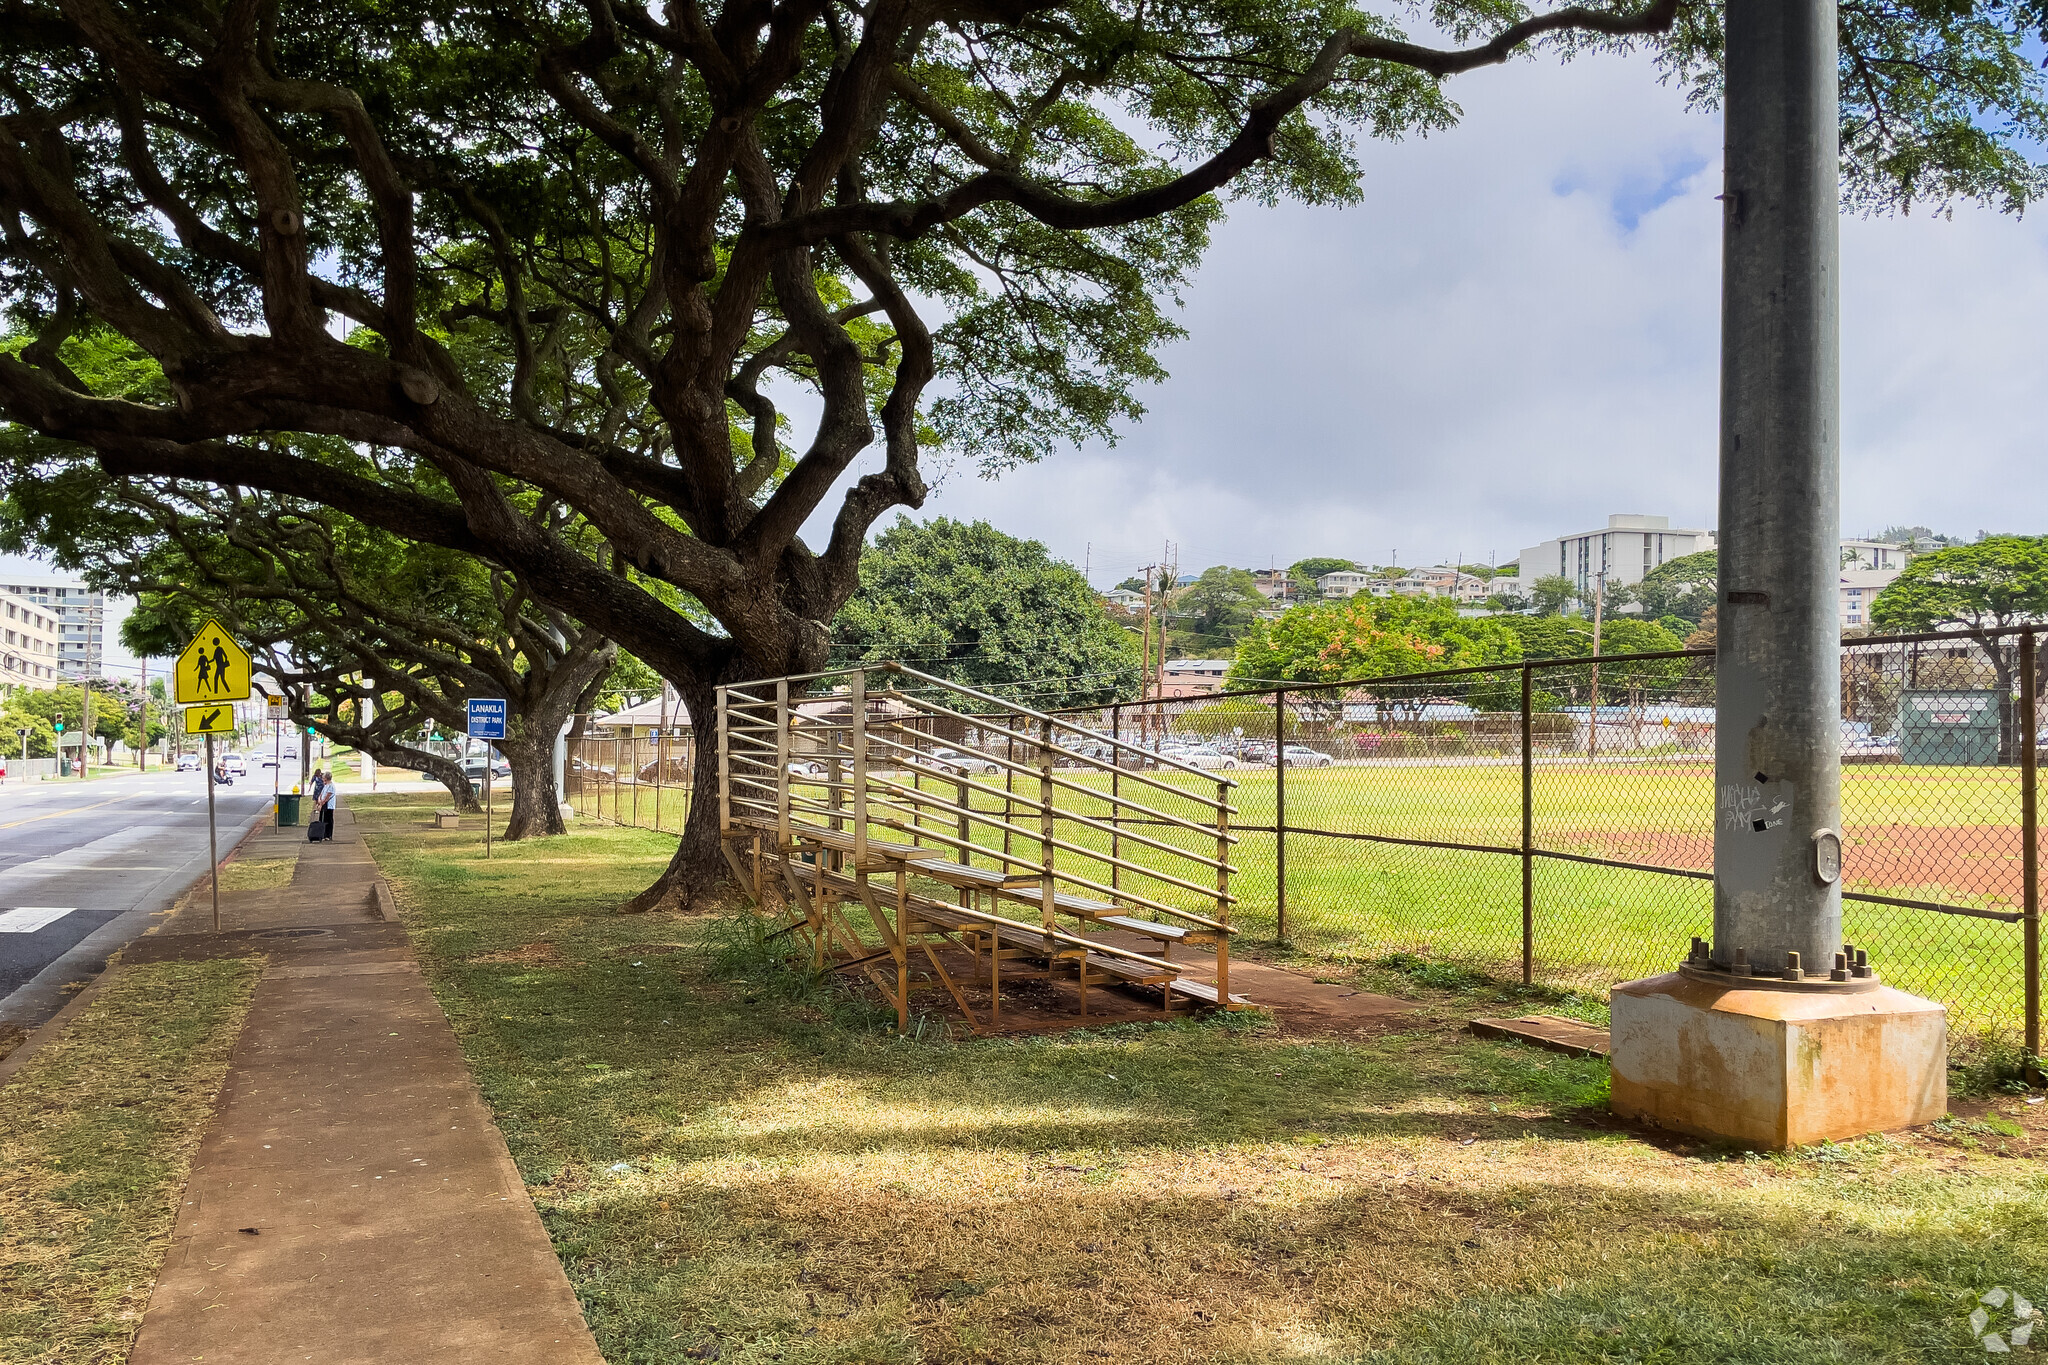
[1612,0,1946,1148]
[1710,0,1843,978]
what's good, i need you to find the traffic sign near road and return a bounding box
[185,705,234,734]
[466,698,507,740]
[266,694,286,720]
[175,619,251,704]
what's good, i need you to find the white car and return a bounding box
[927,748,1000,775]
[223,753,248,776]
[176,752,202,772]
[1279,745,1334,768]
[786,759,826,779]
[1178,745,1240,771]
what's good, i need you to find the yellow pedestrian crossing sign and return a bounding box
[175,619,251,704]
[185,705,235,735]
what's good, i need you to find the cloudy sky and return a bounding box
[804,45,2048,588]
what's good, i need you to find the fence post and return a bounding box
[1275,688,1287,944]
[2023,628,2040,1080]
[1110,703,1121,892]
[1521,663,1534,987]
[851,670,868,866]
[774,678,790,850]
[1038,716,1056,934]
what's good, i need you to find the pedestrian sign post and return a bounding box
[467,699,507,860]
[175,618,251,704]
[175,620,250,936]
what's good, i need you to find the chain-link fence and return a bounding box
[1048,628,2042,1041]
[569,631,2043,1042]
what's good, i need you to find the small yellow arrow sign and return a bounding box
[175,618,252,704]
[185,704,235,735]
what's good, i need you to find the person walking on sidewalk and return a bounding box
[309,767,334,842]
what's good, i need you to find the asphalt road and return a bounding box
[0,768,272,1030]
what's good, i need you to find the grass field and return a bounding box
[579,755,2037,1034]
[355,794,2048,1365]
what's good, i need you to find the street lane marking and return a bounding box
[0,907,77,933]
[0,792,152,830]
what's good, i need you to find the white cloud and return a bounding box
[805,46,2048,581]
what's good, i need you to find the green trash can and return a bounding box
[277,793,303,827]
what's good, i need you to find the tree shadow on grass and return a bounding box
[543,1147,2046,1365]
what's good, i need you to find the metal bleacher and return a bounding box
[717,663,1244,1032]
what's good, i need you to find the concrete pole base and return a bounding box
[1610,972,1947,1149]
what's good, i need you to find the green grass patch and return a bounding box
[355,794,2048,1364]
[0,959,259,1364]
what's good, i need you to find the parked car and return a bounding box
[1279,745,1334,768]
[223,753,248,776]
[1178,745,1240,771]
[463,754,512,781]
[637,756,693,783]
[786,759,827,779]
[177,752,202,772]
[567,757,616,785]
[927,747,1000,776]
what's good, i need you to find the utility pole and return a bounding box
[1139,566,1155,743]
[78,671,91,778]
[1710,0,1844,977]
[138,657,147,771]
[1611,0,1945,1150]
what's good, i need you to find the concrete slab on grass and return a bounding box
[1468,1013,1613,1058]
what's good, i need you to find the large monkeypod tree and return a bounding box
[1,0,2044,907]
[5,470,617,834]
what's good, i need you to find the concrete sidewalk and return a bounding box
[124,807,604,1365]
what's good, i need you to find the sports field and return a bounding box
[878,758,2034,1033]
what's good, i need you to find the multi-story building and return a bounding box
[1841,539,1909,572]
[1838,568,1902,628]
[1316,570,1377,599]
[1160,659,1232,698]
[1515,515,1718,603]
[1250,568,1291,599]
[0,579,104,678]
[0,587,62,688]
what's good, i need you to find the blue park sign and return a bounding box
[466,698,508,740]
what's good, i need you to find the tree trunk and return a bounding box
[399,745,480,813]
[500,731,564,839]
[622,675,727,913]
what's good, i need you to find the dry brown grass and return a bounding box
[215,855,298,891]
[0,959,258,1363]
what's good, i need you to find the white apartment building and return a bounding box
[1316,570,1376,599]
[0,587,62,688]
[1841,539,1909,572]
[1839,568,1901,628]
[1515,515,1717,602]
[0,579,105,678]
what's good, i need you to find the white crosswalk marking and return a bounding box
[0,907,77,933]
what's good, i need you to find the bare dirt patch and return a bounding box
[1552,823,2024,902]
